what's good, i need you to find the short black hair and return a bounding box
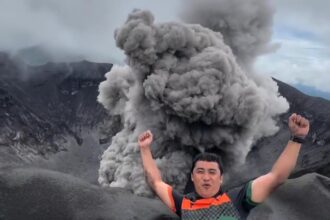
[191,153,224,175]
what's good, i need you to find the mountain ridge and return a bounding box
[0,52,329,185]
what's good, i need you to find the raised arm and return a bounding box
[138,130,173,209]
[251,113,310,203]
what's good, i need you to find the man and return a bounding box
[138,113,309,219]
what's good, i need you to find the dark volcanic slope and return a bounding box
[275,79,330,176]
[0,53,121,177]
[1,51,329,187]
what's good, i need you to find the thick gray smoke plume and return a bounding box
[182,0,278,67]
[98,6,288,196]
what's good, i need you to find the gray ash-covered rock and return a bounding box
[248,172,330,220]
[0,52,121,182]
[0,167,178,220]
[0,167,328,220]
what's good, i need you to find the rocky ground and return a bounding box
[0,167,329,220]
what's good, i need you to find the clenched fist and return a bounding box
[138,130,153,149]
[288,113,310,138]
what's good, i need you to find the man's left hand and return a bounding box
[288,113,310,138]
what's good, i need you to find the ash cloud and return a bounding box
[181,0,279,67]
[98,5,288,196]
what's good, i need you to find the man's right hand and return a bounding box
[138,130,153,149]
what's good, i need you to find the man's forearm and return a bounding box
[140,146,162,189]
[271,140,302,184]
[251,114,309,203]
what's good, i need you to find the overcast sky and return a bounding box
[0,0,329,93]
[256,0,330,93]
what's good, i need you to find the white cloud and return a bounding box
[256,35,330,93]
[255,0,330,93]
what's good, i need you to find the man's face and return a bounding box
[191,160,222,198]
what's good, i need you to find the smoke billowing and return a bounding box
[182,0,279,67]
[98,1,289,196]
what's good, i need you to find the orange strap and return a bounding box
[167,186,176,212]
[182,193,231,211]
